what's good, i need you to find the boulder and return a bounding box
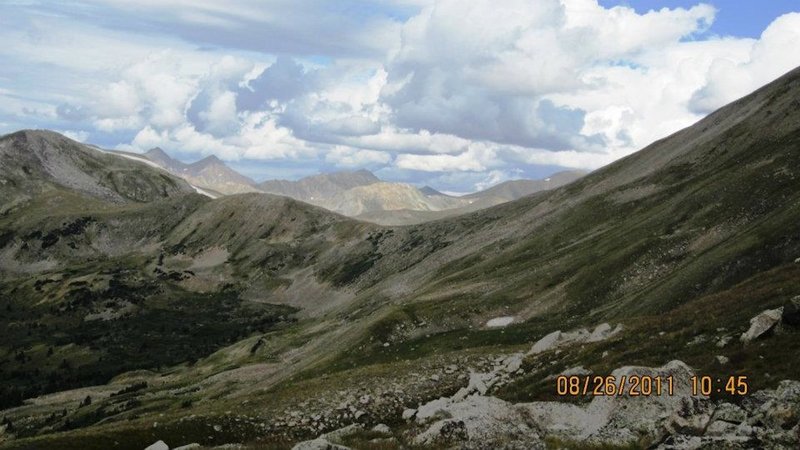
[144,441,169,450]
[501,353,524,373]
[291,438,350,450]
[413,395,543,448]
[782,296,800,327]
[561,366,591,376]
[466,372,491,395]
[401,408,416,420]
[371,423,391,434]
[528,331,561,354]
[529,324,622,355]
[740,308,783,342]
[416,397,452,422]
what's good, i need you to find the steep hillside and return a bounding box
[0,130,193,209]
[463,170,586,204]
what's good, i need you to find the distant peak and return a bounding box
[190,154,224,168]
[145,147,170,157]
[419,185,444,196]
[200,154,222,163]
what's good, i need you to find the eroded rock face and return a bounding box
[740,307,783,342]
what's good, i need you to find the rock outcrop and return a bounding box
[528,323,623,355]
[740,308,784,342]
[413,395,544,448]
[525,360,707,445]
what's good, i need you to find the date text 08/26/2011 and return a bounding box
[556,375,750,397]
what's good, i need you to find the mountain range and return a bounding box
[0,66,799,449]
[116,147,585,225]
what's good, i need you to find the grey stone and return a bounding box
[529,331,561,354]
[401,408,416,420]
[174,445,201,450]
[740,308,783,342]
[291,438,350,450]
[371,423,391,434]
[144,441,169,450]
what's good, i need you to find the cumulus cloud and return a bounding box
[325,146,393,167]
[689,13,800,113]
[2,0,800,192]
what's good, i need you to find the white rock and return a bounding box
[402,408,417,420]
[740,308,784,343]
[371,423,391,434]
[529,324,621,355]
[416,397,452,422]
[174,445,201,450]
[529,331,562,354]
[144,441,169,450]
[291,438,350,450]
[561,366,591,376]
[467,372,490,395]
[452,387,471,401]
[486,316,515,327]
[501,353,524,373]
[716,355,729,365]
[413,395,542,447]
[587,323,613,342]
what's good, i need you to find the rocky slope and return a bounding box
[0,130,193,209]
[0,66,799,449]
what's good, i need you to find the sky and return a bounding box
[1,1,799,192]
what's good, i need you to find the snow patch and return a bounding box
[191,185,218,199]
[486,316,515,328]
[99,149,164,169]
